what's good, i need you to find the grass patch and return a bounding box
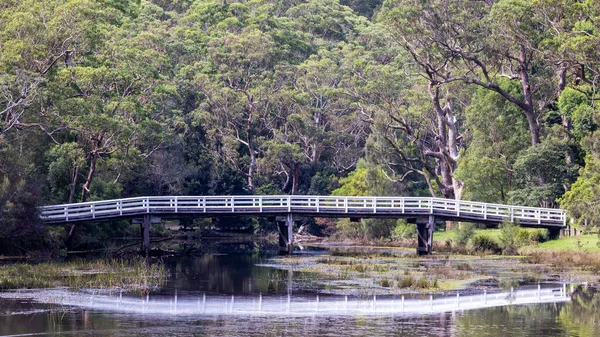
[395,275,437,289]
[0,258,166,294]
[530,235,600,251]
[435,229,503,242]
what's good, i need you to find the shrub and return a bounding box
[499,221,529,255]
[391,220,416,240]
[396,275,414,288]
[412,277,430,289]
[455,223,476,246]
[468,234,501,254]
[527,228,549,243]
[379,278,391,287]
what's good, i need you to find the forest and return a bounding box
[0,0,599,256]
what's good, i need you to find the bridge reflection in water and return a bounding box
[39,195,567,255]
[10,284,570,316]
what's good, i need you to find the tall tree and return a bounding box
[380,0,565,146]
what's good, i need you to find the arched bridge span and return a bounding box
[39,195,567,255]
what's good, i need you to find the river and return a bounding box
[1,245,598,336]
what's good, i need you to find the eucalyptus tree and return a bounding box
[380,0,567,146]
[347,21,466,199]
[455,81,531,203]
[0,0,111,136]
[44,2,173,204]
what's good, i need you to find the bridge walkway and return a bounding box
[39,195,567,255]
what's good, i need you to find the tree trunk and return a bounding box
[81,153,97,203]
[68,165,78,204]
[430,85,460,199]
[67,148,97,251]
[246,97,256,192]
[519,47,540,146]
[291,162,299,195]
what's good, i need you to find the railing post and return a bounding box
[510,206,514,223]
[65,206,69,222]
[259,196,263,212]
[175,196,178,213]
[146,197,150,213]
[119,200,123,216]
[373,197,376,213]
[345,197,348,213]
[287,195,291,212]
[92,203,95,219]
[483,203,487,220]
[316,197,320,212]
[232,197,235,212]
[456,199,460,216]
[429,198,433,214]
[401,198,404,214]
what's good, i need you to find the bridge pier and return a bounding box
[141,214,151,257]
[416,215,435,255]
[548,227,561,240]
[277,214,294,254]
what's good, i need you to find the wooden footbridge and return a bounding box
[39,195,567,255]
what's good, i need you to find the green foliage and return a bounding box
[559,156,600,228]
[391,220,416,240]
[558,88,597,141]
[332,167,369,196]
[0,0,599,252]
[456,80,530,203]
[455,223,476,246]
[509,136,578,207]
[332,160,401,239]
[468,234,501,254]
[498,221,529,255]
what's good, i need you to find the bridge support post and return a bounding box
[416,215,435,255]
[141,214,151,257]
[548,227,561,240]
[277,214,294,254]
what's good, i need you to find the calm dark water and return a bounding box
[1,247,599,337]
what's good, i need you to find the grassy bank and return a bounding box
[434,229,600,252]
[530,235,600,251]
[0,258,166,293]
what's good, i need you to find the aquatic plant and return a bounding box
[396,275,414,288]
[378,278,391,287]
[0,258,166,294]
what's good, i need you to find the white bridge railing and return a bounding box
[8,284,570,316]
[39,195,567,227]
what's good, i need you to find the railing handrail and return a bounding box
[39,195,567,227]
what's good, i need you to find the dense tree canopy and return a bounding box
[1,0,599,252]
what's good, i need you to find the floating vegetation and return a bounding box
[264,245,600,296]
[0,258,166,294]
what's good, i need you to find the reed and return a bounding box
[526,250,600,272]
[0,258,166,293]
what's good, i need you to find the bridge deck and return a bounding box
[39,195,566,228]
